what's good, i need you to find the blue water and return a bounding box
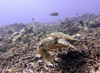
[0,0,100,27]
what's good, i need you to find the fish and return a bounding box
[50,12,59,16]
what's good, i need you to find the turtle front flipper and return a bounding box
[38,48,55,61]
[58,38,78,50]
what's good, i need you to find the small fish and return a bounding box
[50,12,59,16]
[75,13,78,16]
[32,18,34,20]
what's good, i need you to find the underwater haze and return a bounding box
[0,0,100,26]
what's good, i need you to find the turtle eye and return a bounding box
[39,43,44,47]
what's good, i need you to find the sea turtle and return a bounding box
[38,32,79,61]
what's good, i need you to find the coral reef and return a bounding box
[0,14,100,73]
